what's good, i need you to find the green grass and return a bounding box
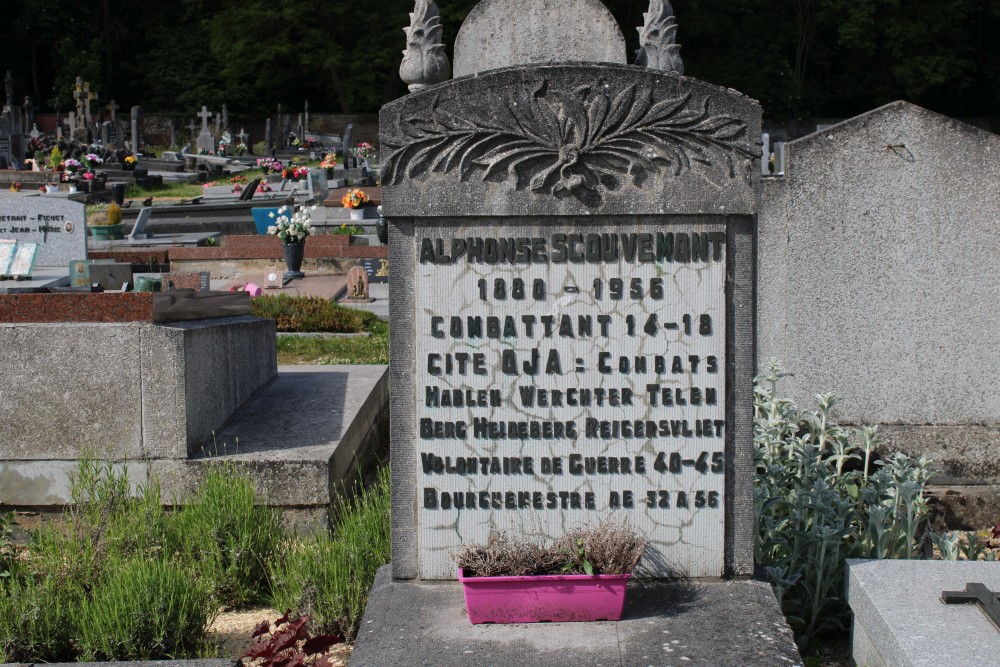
[125,180,206,200]
[269,466,390,640]
[252,294,378,334]
[277,319,389,365]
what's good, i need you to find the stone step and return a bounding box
[352,567,801,666]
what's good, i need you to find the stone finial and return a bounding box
[635,0,684,74]
[399,0,451,93]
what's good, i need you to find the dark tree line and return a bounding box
[3,0,999,121]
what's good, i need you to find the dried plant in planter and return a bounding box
[453,520,647,577]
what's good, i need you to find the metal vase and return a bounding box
[283,241,305,279]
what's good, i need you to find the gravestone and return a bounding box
[384,63,759,581]
[453,0,626,77]
[353,2,800,664]
[341,123,353,161]
[196,105,215,154]
[757,102,1000,527]
[0,120,11,169]
[847,560,1000,666]
[0,198,87,268]
[265,117,273,152]
[131,105,144,151]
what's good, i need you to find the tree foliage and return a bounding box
[1,0,998,121]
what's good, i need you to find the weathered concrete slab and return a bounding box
[847,559,1000,667]
[350,565,802,666]
[0,317,275,460]
[1,365,389,533]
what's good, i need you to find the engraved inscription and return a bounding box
[414,222,727,579]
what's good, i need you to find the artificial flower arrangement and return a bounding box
[266,205,315,243]
[124,155,137,165]
[282,166,308,180]
[230,174,249,194]
[257,158,282,175]
[61,158,82,181]
[354,142,375,160]
[319,152,337,169]
[340,188,370,209]
[236,142,248,155]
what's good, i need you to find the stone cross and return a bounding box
[304,99,310,133]
[221,103,228,131]
[296,113,304,141]
[238,127,248,145]
[83,81,96,125]
[108,99,119,121]
[942,583,1000,630]
[265,118,273,151]
[187,119,197,138]
[168,121,176,148]
[198,105,212,131]
[67,111,76,135]
[214,113,221,136]
[73,78,85,128]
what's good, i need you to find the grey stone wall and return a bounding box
[758,101,1000,488]
[0,316,276,463]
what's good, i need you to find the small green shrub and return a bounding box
[0,574,80,662]
[76,557,214,661]
[269,466,390,639]
[755,360,936,648]
[252,294,378,333]
[166,462,285,608]
[0,511,15,580]
[67,458,167,564]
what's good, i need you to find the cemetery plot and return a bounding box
[414,222,727,579]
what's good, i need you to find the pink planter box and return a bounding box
[458,568,631,624]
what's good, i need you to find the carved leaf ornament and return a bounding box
[382,79,755,204]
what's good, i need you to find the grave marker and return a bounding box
[196,105,215,154]
[131,106,144,151]
[383,64,760,580]
[0,198,87,267]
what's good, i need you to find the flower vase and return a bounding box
[350,208,365,221]
[283,241,305,279]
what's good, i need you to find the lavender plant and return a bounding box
[754,360,936,648]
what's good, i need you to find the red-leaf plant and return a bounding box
[240,610,343,667]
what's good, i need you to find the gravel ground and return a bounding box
[209,607,353,666]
